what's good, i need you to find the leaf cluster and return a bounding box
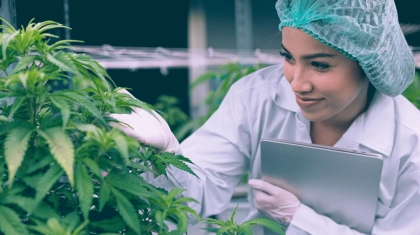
[0,18,200,235]
[202,205,285,235]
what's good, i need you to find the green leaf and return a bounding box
[113,132,129,163]
[127,161,158,174]
[243,218,285,235]
[230,204,239,223]
[98,181,111,212]
[174,197,199,204]
[49,95,71,127]
[8,96,25,118]
[111,188,141,235]
[4,126,34,184]
[216,225,232,235]
[38,127,75,186]
[30,201,61,220]
[157,152,199,179]
[89,217,125,232]
[46,51,80,75]
[71,220,89,235]
[167,188,184,203]
[48,39,83,52]
[176,212,188,234]
[238,224,253,235]
[46,218,67,235]
[2,31,19,61]
[54,90,106,124]
[202,218,226,227]
[11,55,39,74]
[33,164,64,211]
[81,157,102,178]
[105,170,154,198]
[189,72,217,91]
[0,205,29,235]
[76,163,94,220]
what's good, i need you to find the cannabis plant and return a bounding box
[0,18,200,235]
[203,205,284,235]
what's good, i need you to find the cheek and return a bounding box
[283,63,293,84]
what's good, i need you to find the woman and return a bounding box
[113,0,420,234]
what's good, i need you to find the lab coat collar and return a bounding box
[358,91,395,157]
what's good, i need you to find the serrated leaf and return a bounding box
[111,188,141,235]
[31,201,61,220]
[71,220,89,235]
[1,195,35,213]
[174,197,199,204]
[76,163,93,220]
[243,218,284,235]
[216,225,232,235]
[0,205,29,235]
[62,210,81,231]
[46,218,67,235]
[113,132,128,163]
[54,90,106,124]
[38,127,75,186]
[238,224,253,235]
[98,181,111,212]
[157,153,199,179]
[201,227,220,233]
[105,170,154,198]
[127,161,158,174]
[167,188,184,203]
[46,51,79,75]
[2,31,19,61]
[11,55,39,74]
[8,96,25,118]
[49,95,71,127]
[4,126,34,184]
[230,204,239,223]
[89,217,125,232]
[175,206,201,222]
[81,158,102,178]
[202,218,226,227]
[33,164,64,211]
[176,212,188,234]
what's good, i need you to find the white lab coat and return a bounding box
[151,64,420,235]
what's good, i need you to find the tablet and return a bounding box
[260,138,383,234]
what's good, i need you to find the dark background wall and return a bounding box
[16,0,191,115]
[11,0,420,117]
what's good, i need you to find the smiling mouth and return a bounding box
[295,96,324,108]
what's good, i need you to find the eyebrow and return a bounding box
[281,44,336,60]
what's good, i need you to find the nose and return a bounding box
[289,66,313,94]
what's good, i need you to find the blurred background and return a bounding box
[2,0,420,234]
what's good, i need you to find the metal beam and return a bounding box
[0,0,17,30]
[235,0,253,55]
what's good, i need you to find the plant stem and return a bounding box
[27,97,36,125]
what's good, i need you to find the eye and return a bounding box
[279,51,294,62]
[311,61,330,71]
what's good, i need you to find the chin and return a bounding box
[301,111,332,122]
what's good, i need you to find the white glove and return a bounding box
[248,179,300,225]
[109,90,181,154]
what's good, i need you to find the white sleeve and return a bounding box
[151,83,251,218]
[287,171,420,235]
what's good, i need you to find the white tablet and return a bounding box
[260,138,383,234]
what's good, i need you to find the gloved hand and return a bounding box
[248,179,300,225]
[109,90,181,154]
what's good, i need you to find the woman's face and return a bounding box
[281,27,369,125]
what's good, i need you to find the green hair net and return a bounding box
[276,0,415,97]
